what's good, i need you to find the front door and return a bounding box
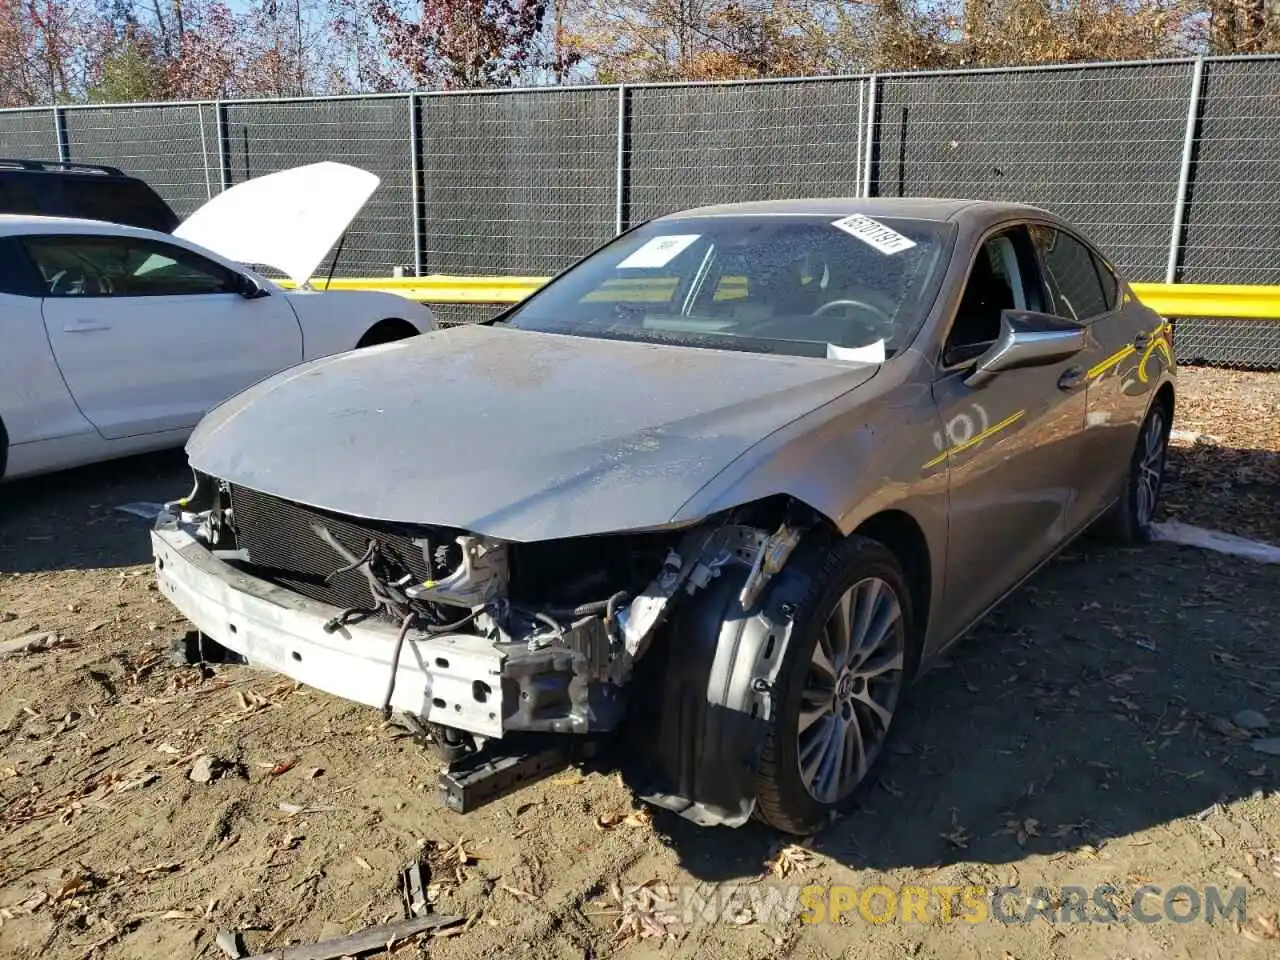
[930,225,1089,640]
[27,234,302,440]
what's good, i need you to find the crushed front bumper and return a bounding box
[150,514,507,737]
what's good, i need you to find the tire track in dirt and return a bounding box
[491,825,651,956]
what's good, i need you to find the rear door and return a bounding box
[1029,225,1157,528]
[930,224,1088,639]
[25,233,302,440]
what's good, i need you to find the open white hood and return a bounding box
[174,161,379,287]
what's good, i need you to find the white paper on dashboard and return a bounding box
[616,234,701,269]
[826,339,887,364]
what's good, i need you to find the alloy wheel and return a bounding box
[797,576,906,804]
[1135,408,1167,527]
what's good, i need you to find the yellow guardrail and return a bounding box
[289,275,1280,320]
[299,274,548,304]
[1128,283,1280,320]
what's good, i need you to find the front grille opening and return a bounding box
[227,484,451,619]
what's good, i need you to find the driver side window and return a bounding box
[21,235,239,298]
[943,227,1039,366]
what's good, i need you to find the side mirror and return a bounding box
[237,274,269,300]
[964,310,1088,388]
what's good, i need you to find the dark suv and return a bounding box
[0,158,180,232]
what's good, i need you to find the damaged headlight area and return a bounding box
[155,471,816,823]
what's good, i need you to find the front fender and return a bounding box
[287,290,437,359]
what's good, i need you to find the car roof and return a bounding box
[0,213,170,241]
[656,197,1057,224]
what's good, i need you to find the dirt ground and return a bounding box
[1,365,1278,960]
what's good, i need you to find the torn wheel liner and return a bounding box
[630,561,814,828]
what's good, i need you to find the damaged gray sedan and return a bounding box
[151,198,1176,834]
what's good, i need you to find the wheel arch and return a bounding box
[0,414,8,480]
[356,317,420,349]
[1153,379,1175,421]
[851,509,932,660]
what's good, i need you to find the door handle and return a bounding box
[1058,366,1086,391]
[63,320,111,333]
[1133,332,1151,349]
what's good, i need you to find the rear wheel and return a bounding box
[1094,400,1170,544]
[755,536,916,835]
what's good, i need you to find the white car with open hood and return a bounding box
[0,161,435,481]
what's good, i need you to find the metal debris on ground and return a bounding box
[0,631,64,658]
[400,861,430,918]
[238,914,462,960]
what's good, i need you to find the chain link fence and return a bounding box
[3,55,1280,366]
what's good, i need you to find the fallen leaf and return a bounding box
[354,855,373,872]
[607,880,678,946]
[500,884,539,903]
[999,818,1041,847]
[765,843,812,879]
[942,811,971,850]
[268,757,299,777]
[596,807,652,830]
[1242,911,1279,943]
[114,771,159,792]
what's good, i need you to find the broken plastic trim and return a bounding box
[738,522,802,611]
[619,522,774,661]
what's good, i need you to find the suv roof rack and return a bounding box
[0,158,126,176]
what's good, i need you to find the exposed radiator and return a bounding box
[227,484,437,616]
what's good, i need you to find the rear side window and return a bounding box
[1095,256,1119,310]
[57,178,179,232]
[0,177,46,215]
[1032,227,1114,322]
[0,237,42,296]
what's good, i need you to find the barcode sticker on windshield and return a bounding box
[829,214,917,255]
[617,234,701,269]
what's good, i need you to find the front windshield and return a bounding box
[502,214,954,359]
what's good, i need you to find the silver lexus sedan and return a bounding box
[151,198,1175,835]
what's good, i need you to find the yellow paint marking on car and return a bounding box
[1137,329,1175,384]
[1089,345,1137,380]
[921,410,1026,470]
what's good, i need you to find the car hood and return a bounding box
[186,324,880,541]
[173,161,378,287]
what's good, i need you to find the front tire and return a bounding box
[754,536,916,835]
[1095,400,1170,544]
